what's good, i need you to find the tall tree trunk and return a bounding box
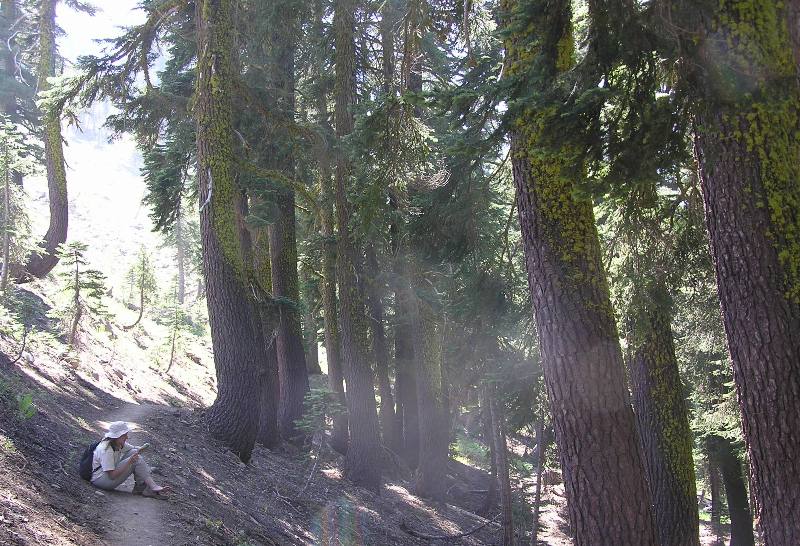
[489,391,514,546]
[393,254,419,468]
[333,0,382,491]
[482,397,499,513]
[195,0,263,463]
[313,0,348,455]
[365,244,398,451]
[530,416,545,546]
[253,220,281,449]
[708,455,724,546]
[411,280,448,501]
[270,190,310,442]
[1,0,23,189]
[68,249,80,346]
[502,1,657,541]
[690,4,800,540]
[300,265,322,375]
[708,436,756,546]
[175,199,186,305]
[24,0,67,279]
[629,280,699,546]
[267,10,310,443]
[1,148,9,292]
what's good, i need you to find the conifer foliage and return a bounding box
[22,0,800,543]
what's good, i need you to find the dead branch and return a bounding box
[400,513,501,540]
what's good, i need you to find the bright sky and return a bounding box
[58,1,145,64]
[25,1,171,289]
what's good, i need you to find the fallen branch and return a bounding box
[400,513,501,540]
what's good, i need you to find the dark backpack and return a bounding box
[78,441,101,481]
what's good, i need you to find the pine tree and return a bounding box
[51,241,107,347]
[194,0,264,462]
[333,0,382,491]
[500,0,657,541]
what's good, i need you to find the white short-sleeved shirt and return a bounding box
[90,440,130,482]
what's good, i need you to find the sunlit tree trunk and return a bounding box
[629,280,699,546]
[690,4,800,541]
[502,1,657,541]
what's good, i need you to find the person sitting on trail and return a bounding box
[90,421,171,499]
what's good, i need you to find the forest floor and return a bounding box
[0,282,731,545]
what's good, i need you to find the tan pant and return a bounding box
[91,445,151,491]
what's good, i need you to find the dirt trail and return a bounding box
[92,403,168,546]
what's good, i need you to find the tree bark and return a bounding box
[24,0,67,279]
[708,436,756,546]
[252,220,281,449]
[334,0,382,491]
[629,280,699,546]
[312,0,348,455]
[392,217,419,467]
[708,456,724,546]
[266,10,310,444]
[365,244,399,451]
[270,190,310,443]
[482,399,498,514]
[411,280,448,501]
[689,4,800,542]
[502,1,658,542]
[175,199,186,304]
[1,149,9,292]
[530,416,545,546]
[300,265,322,375]
[195,0,262,463]
[489,391,514,546]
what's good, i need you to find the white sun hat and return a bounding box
[105,421,132,439]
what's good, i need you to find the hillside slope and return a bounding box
[1,281,553,545]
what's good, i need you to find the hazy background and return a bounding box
[27,1,172,290]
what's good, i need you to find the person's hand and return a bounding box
[128,451,140,466]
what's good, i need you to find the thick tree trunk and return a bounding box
[629,280,699,546]
[511,134,656,543]
[195,0,262,463]
[411,282,448,501]
[503,1,657,540]
[24,0,67,279]
[708,436,756,546]
[489,392,514,546]
[690,4,800,543]
[334,0,382,491]
[365,244,399,451]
